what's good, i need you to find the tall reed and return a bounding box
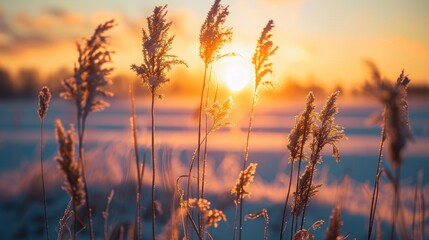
[324,204,343,240]
[196,1,233,226]
[364,65,412,239]
[55,119,85,240]
[129,76,143,239]
[180,97,233,238]
[131,5,185,239]
[365,62,386,240]
[234,19,278,240]
[299,91,345,230]
[61,19,116,239]
[280,92,315,240]
[38,86,51,240]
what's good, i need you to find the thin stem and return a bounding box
[420,185,425,240]
[236,90,257,240]
[186,64,208,238]
[279,160,294,240]
[197,65,208,199]
[390,168,401,240]
[77,114,94,240]
[129,79,142,240]
[233,202,240,240]
[300,162,316,230]
[412,180,418,239]
[368,125,386,240]
[289,110,311,239]
[73,200,77,240]
[290,211,296,239]
[201,64,212,200]
[151,88,156,240]
[201,64,213,236]
[40,120,50,240]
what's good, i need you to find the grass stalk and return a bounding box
[129,79,142,240]
[368,121,386,240]
[202,65,213,200]
[40,120,50,240]
[420,185,425,240]
[201,64,214,236]
[390,168,401,240]
[38,86,51,240]
[280,160,294,240]
[186,64,207,237]
[299,162,316,230]
[73,201,77,240]
[151,88,157,240]
[77,114,94,240]
[235,90,257,240]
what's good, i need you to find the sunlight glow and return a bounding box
[222,60,253,92]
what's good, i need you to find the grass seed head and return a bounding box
[38,86,51,121]
[231,163,258,204]
[252,20,278,92]
[199,0,234,65]
[324,204,343,240]
[55,119,85,208]
[131,5,186,93]
[364,64,413,169]
[61,19,115,117]
[287,92,316,162]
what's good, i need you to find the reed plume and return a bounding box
[194,3,234,231]
[364,65,413,239]
[55,120,85,209]
[324,204,343,240]
[252,20,279,92]
[38,86,51,240]
[38,86,51,121]
[205,96,234,134]
[205,209,227,228]
[131,6,185,239]
[232,163,258,203]
[293,229,314,240]
[234,19,278,240]
[281,92,316,239]
[300,91,345,230]
[61,19,116,239]
[184,198,226,236]
[199,0,233,65]
[55,119,85,240]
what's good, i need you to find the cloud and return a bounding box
[258,0,302,4]
[0,8,90,54]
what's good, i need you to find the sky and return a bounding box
[1,0,428,91]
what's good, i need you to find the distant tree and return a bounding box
[18,68,39,98]
[0,67,14,99]
[46,67,72,96]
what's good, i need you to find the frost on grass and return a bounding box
[130,5,186,94]
[55,119,85,209]
[61,20,116,116]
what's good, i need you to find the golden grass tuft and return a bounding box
[232,163,258,204]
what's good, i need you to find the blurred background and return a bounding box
[1,0,428,99]
[0,0,428,239]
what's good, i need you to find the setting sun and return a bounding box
[220,60,253,92]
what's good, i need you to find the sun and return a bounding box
[221,60,253,92]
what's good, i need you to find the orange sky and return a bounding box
[1,0,428,91]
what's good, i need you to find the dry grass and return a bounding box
[26,1,423,240]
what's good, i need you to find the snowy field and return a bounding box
[0,97,428,239]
